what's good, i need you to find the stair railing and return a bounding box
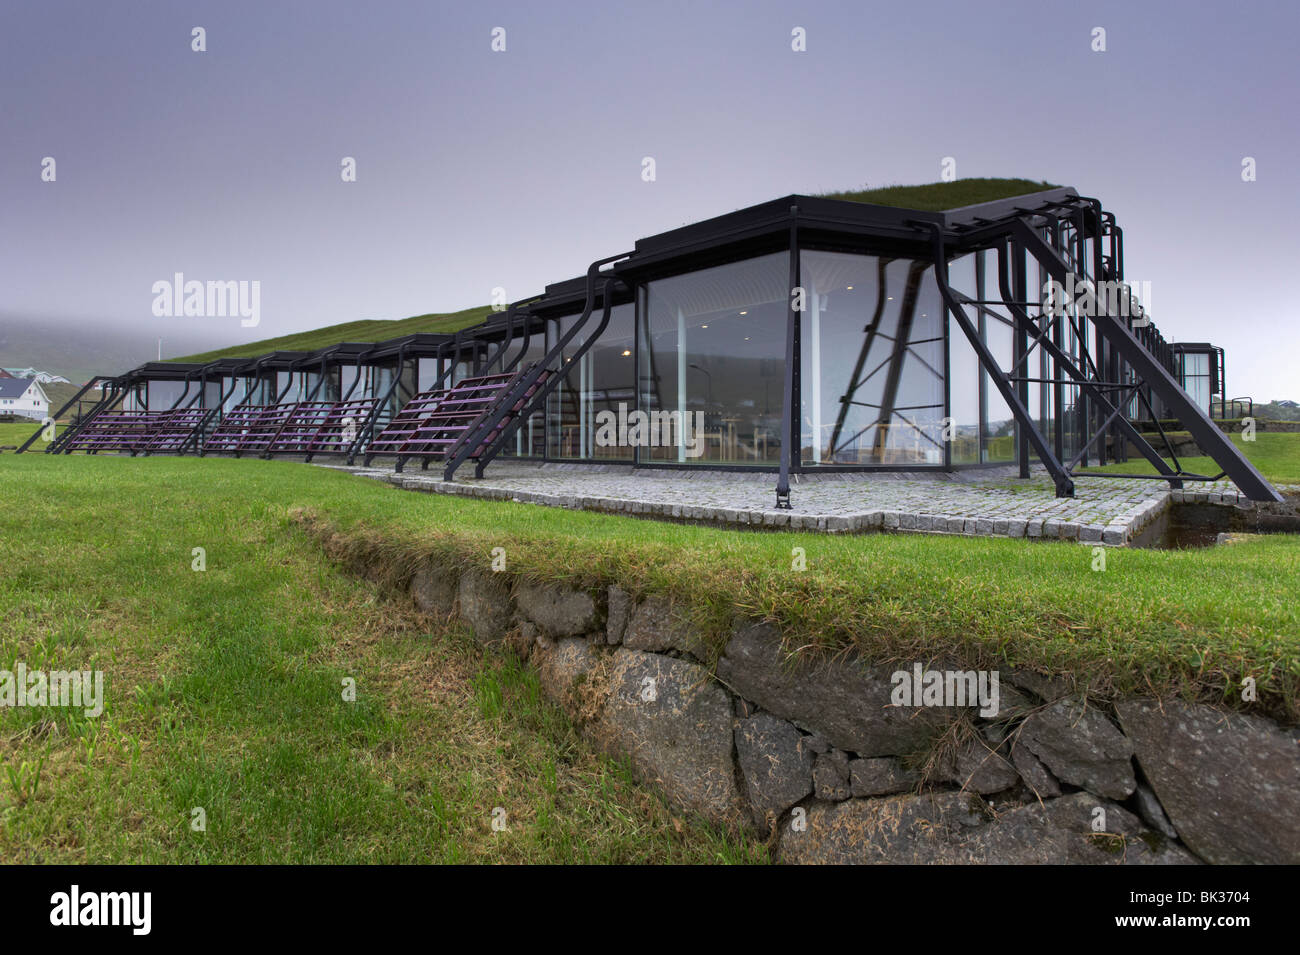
[441,252,630,481]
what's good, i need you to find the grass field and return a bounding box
[0,455,764,862]
[0,421,50,451]
[1078,431,1300,486]
[2,449,1296,860]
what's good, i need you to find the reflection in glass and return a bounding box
[799,251,945,466]
[548,304,635,460]
[638,253,788,465]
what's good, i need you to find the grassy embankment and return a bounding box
[0,455,767,863]
[1,437,1296,860]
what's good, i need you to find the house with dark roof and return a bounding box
[0,377,49,420]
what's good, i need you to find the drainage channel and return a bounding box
[1132,496,1300,549]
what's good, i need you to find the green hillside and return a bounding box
[171,305,495,363]
[173,180,1061,365]
[821,177,1061,212]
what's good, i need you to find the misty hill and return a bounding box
[0,313,230,384]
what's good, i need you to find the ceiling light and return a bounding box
[846,286,854,290]
[621,349,631,357]
[701,324,708,328]
[739,310,748,315]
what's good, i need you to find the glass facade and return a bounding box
[108,191,1242,494]
[117,247,1092,474]
[946,251,1018,464]
[799,250,945,466]
[505,320,550,458]
[522,247,1027,470]
[638,252,788,465]
[548,304,635,460]
[1180,352,1211,412]
[146,379,187,410]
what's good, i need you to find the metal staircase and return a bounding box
[917,197,1283,502]
[363,368,551,472]
[363,255,630,481]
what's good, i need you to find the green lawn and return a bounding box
[821,178,1061,212]
[0,455,763,863]
[0,421,51,451]
[2,454,1296,860]
[1078,432,1300,486]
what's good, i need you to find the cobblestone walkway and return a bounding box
[312,460,1265,545]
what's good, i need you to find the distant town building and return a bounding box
[0,377,50,419]
[2,367,70,384]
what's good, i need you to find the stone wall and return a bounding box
[407,559,1297,864]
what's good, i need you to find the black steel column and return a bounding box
[775,205,798,508]
[1011,239,1031,478]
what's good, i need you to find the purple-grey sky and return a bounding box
[2,0,1297,398]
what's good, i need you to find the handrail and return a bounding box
[1010,217,1282,502]
[181,374,241,455]
[348,339,410,465]
[467,280,617,479]
[16,375,115,453]
[482,296,544,374]
[442,251,631,481]
[55,378,132,454]
[994,237,1180,485]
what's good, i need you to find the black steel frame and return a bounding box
[59,187,1281,505]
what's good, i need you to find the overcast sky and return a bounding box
[2,0,1296,398]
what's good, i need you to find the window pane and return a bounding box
[501,319,550,458]
[548,303,635,460]
[638,252,788,466]
[800,250,946,466]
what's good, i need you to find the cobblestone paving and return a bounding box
[310,460,1271,545]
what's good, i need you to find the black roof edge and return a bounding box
[105,187,1097,383]
[941,187,1081,229]
[359,332,458,360]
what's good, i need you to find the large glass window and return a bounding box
[947,254,981,465]
[1181,352,1211,412]
[501,319,550,458]
[147,379,187,411]
[944,250,1024,465]
[638,253,788,465]
[547,303,635,460]
[800,251,946,466]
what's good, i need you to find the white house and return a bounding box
[0,377,49,420]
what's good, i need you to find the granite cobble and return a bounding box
[309,461,1266,546]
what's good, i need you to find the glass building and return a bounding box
[49,186,1280,503]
